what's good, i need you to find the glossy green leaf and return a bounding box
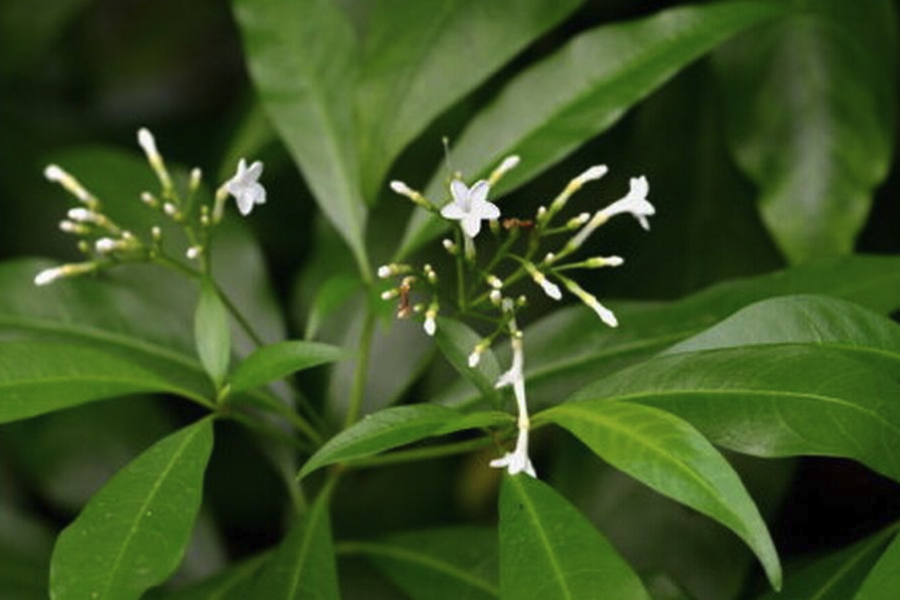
[434,316,502,403]
[855,529,900,600]
[50,419,214,600]
[195,281,231,388]
[232,0,369,273]
[716,0,898,263]
[248,487,338,600]
[345,527,498,600]
[539,401,780,589]
[397,0,788,258]
[568,346,900,483]
[668,295,900,376]
[299,405,513,479]
[355,0,584,198]
[436,254,900,411]
[229,340,346,393]
[500,475,651,600]
[754,524,898,600]
[0,340,211,424]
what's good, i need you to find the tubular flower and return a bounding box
[440,180,500,239]
[225,159,267,216]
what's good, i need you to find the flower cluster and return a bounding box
[35,128,266,286]
[381,157,655,477]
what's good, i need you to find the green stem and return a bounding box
[345,436,494,469]
[213,282,266,348]
[455,229,466,311]
[344,311,376,428]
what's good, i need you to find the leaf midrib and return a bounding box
[97,423,206,599]
[549,404,754,541]
[340,541,500,597]
[511,478,573,600]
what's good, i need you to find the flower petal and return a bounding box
[477,200,501,220]
[469,179,490,205]
[441,202,466,220]
[246,160,264,181]
[450,180,469,205]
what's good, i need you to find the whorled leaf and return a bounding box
[50,419,214,600]
[397,0,789,259]
[568,346,900,483]
[500,475,651,600]
[434,254,900,411]
[355,0,584,199]
[537,401,781,589]
[344,527,498,600]
[298,404,512,479]
[667,295,900,376]
[231,0,369,275]
[247,486,339,600]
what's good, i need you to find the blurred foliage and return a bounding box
[1,0,900,599]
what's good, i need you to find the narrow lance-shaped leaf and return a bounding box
[195,280,231,389]
[569,346,900,484]
[396,0,789,259]
[537,400,781,589]
[667,295,900,377]
[232,0,369,275]
[355,0,584,198]
[299,404,513,479]
[0,340,212,424]
[50,419,215,600]
[500,475,651,600]
[228,340,346,393]
[435,254,900,411]
[344,527,499,600]
[248,485,339,600]
[715,0,898,263]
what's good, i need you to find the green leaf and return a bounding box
[434,316,502,403]
[0,340,212,424]
[538,401,781,589]
[568,346,900,483]
[754,524,898,600]
[355,0,584,198]
[716,0,898,263]
[232,0,369,274]
[499,475,651,600]
[668,295,900,376]
[298,405,513,479]
[304,274,361,341]
[144,554,268,600]
[345,527,498,600]
[229,340,345,393]
[396,0,789,258]
[855,529,900,600]
[50,419,214,600]
[248,486,339,600]
[436,254,900,411]
[195,281,231,388]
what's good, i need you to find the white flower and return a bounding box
[598,176,654,230]
[377,265,392,279]
[490,336,536,478]
[440,179,500,238]
[225,159,266,216]
[490,427,536,478]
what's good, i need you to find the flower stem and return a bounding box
[344,310,376,429]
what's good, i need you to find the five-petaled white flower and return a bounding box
[226,159,266,216]
[440,179,500,238]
